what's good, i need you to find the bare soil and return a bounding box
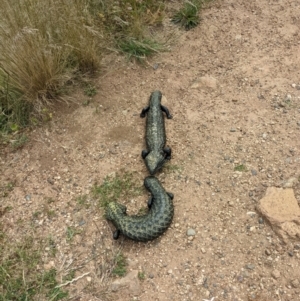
[1,0,300,300]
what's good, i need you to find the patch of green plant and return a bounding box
[32,211,42,219]
[118,38,163,62]
[63,270,76,282]
[46,209,56,219]
[138,271,145,280]
[66,226,81,242]
[112,253,127,277]
[47,237,57,257]
[0,233,68,300]
[11,133,28,150]
[84,84,97,97]
[234,164,247,172]
[76,194,90,209]
[93,171,142,208]
[0,181,15,197]
[172,0,203,30]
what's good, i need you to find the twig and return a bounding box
[55,272,90,288]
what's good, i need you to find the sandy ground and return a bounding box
[1,0,300,300]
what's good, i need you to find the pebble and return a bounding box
[265,249,271,256]
[201,248,206,254]
[271,269,281,279]
[25,194,31,201]
[230,128,236,132]
[187,228,196,236]
[79,220,86,226]
[291,279,300,288]
[175,223,180,228]
[245,264,255,270]
[285,94,292,101]
[283,177,298,188]
[251,169,257,176]
[258,217,264,224]
[291,83,296,88]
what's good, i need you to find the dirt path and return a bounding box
[1,0,300,300]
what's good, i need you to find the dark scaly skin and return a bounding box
[140,90,172,175]
[105,176,174,242]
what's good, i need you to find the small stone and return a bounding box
[230,128,236,132]
[265,249,271,256]
[188,236,194,241]
[251,169,258,176]
[262,133,268,139]
[288,251,294,257]
[167,269,173,274]
[153,63,159,70]
[285,94,292,101]
[25,195,31,201]
[283,177,298,188]
[175,223,180,228]
[271,269,281,279]
[258,217,264,224]
[228,201,234,207]
[291,83,296,88]
[79,220,86,226]
[86,276,92,282]
[201,248,206,254]
[249,226,256,232]
[246,264,255,270]
[187,228,196,236]
[149,273,154,279]
[291,279,300,288]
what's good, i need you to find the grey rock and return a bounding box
[187,228,196,236]
[251,169,258,176]
[25,195,31,201]
[245,264,255,270]
[291,279,300,288]
[271,269,281,279]
[79,220,86,226]
[110,270,140,295]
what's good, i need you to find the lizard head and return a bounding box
[105,202,127,221]
[149,90,162,106]
[145,151,165,175]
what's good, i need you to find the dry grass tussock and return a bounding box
[0,0,103,130]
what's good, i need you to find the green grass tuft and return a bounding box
[93,171,142,208]
[172,0,203,30]
[118,38,164,62]
[234,164,247,172]
[0,231,68,300]
[112,253,127,277]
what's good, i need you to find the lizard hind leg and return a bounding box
[142,150,149,159]
[113,230,121,240]
[164,147,172,160]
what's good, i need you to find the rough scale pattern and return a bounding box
[140,90,172,175]
[105,176,174,242]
